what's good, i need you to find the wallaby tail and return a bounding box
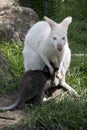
[0,97,21,111]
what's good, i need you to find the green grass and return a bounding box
[67,57,87,93]
[0,41,24,91]
[1,20,87,130]
[1,42,87,130]
[69,20,87,53]
[4,95,87,130]
[22,96,87,130]
[0,1,87,129]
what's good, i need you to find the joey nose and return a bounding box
[57,44,62,51]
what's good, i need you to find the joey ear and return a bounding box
[44,16,57,29]
[62,16,72,27]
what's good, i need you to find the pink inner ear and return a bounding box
[62,17,72,27]
[44,16,57,29]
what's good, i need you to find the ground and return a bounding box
[0,87,64,129]
[0,92,26,129]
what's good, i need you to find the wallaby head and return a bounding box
[44,16,72,51]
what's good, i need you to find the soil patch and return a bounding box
[0,92,26,129]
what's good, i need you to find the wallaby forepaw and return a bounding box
[57,73,63,80]
[54,78,59,86]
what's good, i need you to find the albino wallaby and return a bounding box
[23,16,78,96]
[0,66,58,111]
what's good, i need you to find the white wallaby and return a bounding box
[23,16,78,96]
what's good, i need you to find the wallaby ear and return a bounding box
[62,16,72,27]
[44,16,57,29]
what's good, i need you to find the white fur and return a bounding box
[23,16,78,96]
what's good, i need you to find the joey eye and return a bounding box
[62,37,65,40]
[53,37,57,40]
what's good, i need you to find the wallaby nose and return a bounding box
[57,44,62,51]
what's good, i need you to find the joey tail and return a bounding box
[0,96,21,111]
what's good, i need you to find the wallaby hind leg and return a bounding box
[60,80,78,96]
[60,69,78,97]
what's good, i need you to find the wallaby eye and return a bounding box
[62,37,65,40]
[53,37,57,40]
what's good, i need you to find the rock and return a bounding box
[0,6,39,44]
[0,51,13,87]
[0,0,14,7]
